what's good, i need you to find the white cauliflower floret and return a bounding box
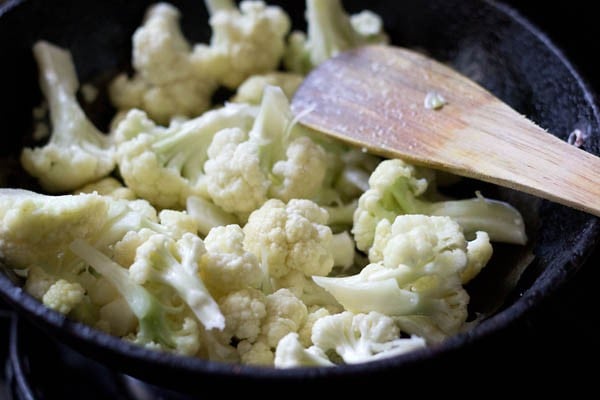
[21,41,115,193]
[314,215,491,340]
[352,158,527,254]
[23,266,58,300]
[201,224,263,297]
[129,232,225,330]
[204,86,329,218]
[109,3,218,124]
[114,103,257,210]
[274,332,334,368]
[218,288,267,342]
[259,288,308,348]
[158,209,199,238]
[42,279,85,314]
[0,189,109,270]
[75,177,137,200]
[297,306,331,347]
[200,0,291,89]
[283,0,388,74]
[70,239,204,356]
[231,72,304,104]
[234,288,307,366]
[204,128,268,216]
[243,198,334,282]
[310,311,426,364]
[237,339,274,366]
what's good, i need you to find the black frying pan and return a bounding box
[0,0,598,393]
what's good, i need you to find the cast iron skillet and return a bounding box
[0,0,599,392]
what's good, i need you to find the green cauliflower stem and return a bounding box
[21,41,115,193]
[314,215,493,340]
[309,311,426,365]
[352,158,527,253]
[283,0,388,74]
[115,103,258,210]
[129,232,225,330]
[69,239,193,352]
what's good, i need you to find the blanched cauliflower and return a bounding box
[42,279,86,314]
[109,3,219,124]
[231,72,304,104]
[21,41,115,193]
[114,103,257,210]
[201,0,291,88]
[218,288,267,342]
[284,0,388,74]
[310,311,426,364]
[314,215,493,340]
[352,158,527,254]
[201,224,263,297]
[243,198,334,282]
[204,86,329,218]
[2,0,532,370]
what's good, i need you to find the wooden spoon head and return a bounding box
[291,44,600,217]
[291,44,506,171]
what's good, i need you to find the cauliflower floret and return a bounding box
[0,189,109,270]
[75,177,137,200]
[204,86,329,218]
[201,224,263,297]
[109,3,219,124]
[42,279,85,314]
[283,0,388,74]
[259,288,308,348]
[314,215,491,340]
[204,127,269,216]
[114,103,257,210]
[218,288,267,342]
[157,209,199,238]
[310,311,426,364]
[352,158,527,253]
[231,72,304,104]
[243,198,334,282]
[237,339,274,366]
[70,239,203,356]
[21,41,115,193]
[274,332,334,368]
[297,306,331,347]
[235,287,309,367]
[199,0,291,89]
[23,266,58,300]
[129,232,225,330]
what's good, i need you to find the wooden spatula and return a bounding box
[291,44,600,217]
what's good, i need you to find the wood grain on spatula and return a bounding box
[291,44,600,217]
